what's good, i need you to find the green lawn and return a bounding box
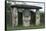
[7,24,45,30]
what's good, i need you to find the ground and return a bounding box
[7,24,45,30]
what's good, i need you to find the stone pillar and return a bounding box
[36,9,40,25]
[12,7,18,28]
[23,16,30,26]
[23,9,31,26]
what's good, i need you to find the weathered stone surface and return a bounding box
[12,8,18,27]
[23,16,30,26]
[36,10,40,25]
[22,9,31,26]
[23,9,30,16]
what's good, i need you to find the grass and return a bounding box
[6,24,45,31]
[7,24,45,30]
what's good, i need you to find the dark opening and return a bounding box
[30,11,36,25]
[18,12,23,26]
